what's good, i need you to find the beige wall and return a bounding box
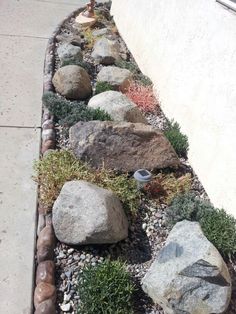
[111,0,236,216]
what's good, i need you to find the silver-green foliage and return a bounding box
[77,260,135,314]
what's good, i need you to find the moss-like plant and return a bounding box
[95,81,115,95]
[34,150,140,213]
[115,60,152,86]
[77,260,135,314]
[82,28,96,49]
[42,91,111,127]
[144,173,191,205]
[164,120,189,157]
[166,192,236,257]
[60,59,92,74]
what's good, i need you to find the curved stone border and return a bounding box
[34,6,85,314]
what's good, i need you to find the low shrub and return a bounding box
[166,192,236,257]
[77,260,135,314]
[115,60,152,86]
[34,150,140,213]
[95,81,115,95]
[42,91,111,127]
[125,81,158,113]
[144,173,191,205]
[60,59,92,74]
[82,28,96,49]
[164,120,189,157]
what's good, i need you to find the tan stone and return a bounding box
[37,246,54,263]
[41,140,54,154]
[75,12,96,28]
[37,225,55,250]
[36,261,55,285]
[34,299,56,314]
[34,282,56,308]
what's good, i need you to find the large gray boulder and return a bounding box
[142,220,231,314]
[69,121,180,172]
[97,66,132,92]
[52,65,92,100]
[88,91,147,123]
[91,37,120,65]
[52,180,128,245]
[57,43,83,65]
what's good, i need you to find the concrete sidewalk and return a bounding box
[0,1,88,313]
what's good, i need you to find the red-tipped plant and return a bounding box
[125,81,158,113]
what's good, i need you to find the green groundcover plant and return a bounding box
[42,91,111,127]
[34,150,140,214]
[77,260,135,314]
[166,192,236,257]
[164,119,189,158]
[95,81,115,95]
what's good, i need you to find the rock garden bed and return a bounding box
[34,2,236,314]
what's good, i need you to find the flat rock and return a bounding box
[97,66,132,92]
[91,37,120,65]
[75,12,96,28]
[57,43,83,65]
[52,65,92,100]
[88,91,147,123]
[92,28,109,37]
[142,220,232,314]
[69,121,180,172]
[52,180,128,245]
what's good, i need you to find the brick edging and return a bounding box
[33,6,85,314]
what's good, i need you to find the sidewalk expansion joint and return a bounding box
[0,33,49,40]
[0,125,41,129]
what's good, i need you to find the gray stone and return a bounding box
[97,66,132,92]
[57,43,83,65]
[69,121,180,172]
[52,65,92,100]
[88,91,147,123]
[52,180,128,245]
[142,220,232,314]
[91,37,120,65]
[92,28,109,37]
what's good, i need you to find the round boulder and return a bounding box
[52,65,92,100]
[52,180,128,245]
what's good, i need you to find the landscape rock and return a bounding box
[34,299,56,314]
[57,43,83,65]
[142,220,232,314]
[52,65,92,100]
[88,91,147,123]
[36,261,55,285]
[37,246,54,263]
[37,225,55,250]
[97,66,132,92]
[92,28,109,37]
[69,121,180,172]
[52,180,128,245]
[91,37,120,65]
[34,282,56,308]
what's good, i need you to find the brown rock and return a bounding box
[37,225,55,250]
[34,299,56,314]
[36,261,55,285]
[70,121,180,172]
[34,282,56,308]
[41,140,54,154]
[42,119,54,130]
[37,246,54,263]
[37,214,46,236]
[52,65,92,100]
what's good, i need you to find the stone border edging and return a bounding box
[34,6,85,314]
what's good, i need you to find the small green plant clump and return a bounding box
[42,91,111,127]
[60,59,92,74]
[95,81,115,95]
[77,260,135,314]
[34,150,140,213]
[164,120,189,157]
[166,192,236,257]
[115,60,152,86]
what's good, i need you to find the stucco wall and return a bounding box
[111,0,236,216]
